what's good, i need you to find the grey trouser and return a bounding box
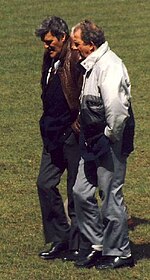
[73,139,131,257]
[37,132,80,250]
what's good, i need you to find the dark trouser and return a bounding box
[37,132,80,251]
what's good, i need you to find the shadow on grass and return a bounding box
[128,216,150,231]
[129,216,150,261]
[131,242,150,260]
[132,216,150,226]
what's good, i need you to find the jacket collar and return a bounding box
[81,41,109,71]
[59,37,71,64]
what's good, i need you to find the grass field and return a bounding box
[0,0,150,279]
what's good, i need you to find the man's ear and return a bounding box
[90,41,97,52]
[61,33,67,42]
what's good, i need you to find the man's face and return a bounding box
[43,31,66,59]
[72,28,93,58]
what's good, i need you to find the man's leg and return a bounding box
[63,133,81,252]
[37,147,70,244]
[73,157,103,245]
[73,158,104,267]
[96,141,131,258]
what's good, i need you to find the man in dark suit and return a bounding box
[35,16,82,261]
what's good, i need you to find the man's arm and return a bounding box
[100,63,130,142]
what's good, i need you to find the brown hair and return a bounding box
[73,20,105,47]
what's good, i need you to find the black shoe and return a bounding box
[39,242,69,260]
[62,250,79,261]
[96,255,135,269]
[75,250,102,268]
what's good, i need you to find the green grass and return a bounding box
[0,0,150,279]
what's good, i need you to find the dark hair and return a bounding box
[35,16,69,41]
[73,20,105,48]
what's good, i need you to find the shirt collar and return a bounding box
[81,41,109,71]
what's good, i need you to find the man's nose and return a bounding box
[44,42,49,49]
[71,40,78,50]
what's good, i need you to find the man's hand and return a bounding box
[71,119,80,134]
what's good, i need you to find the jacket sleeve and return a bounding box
[59,47,82,121]
[99,62,131,142]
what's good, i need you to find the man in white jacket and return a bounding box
[71,20,135,269]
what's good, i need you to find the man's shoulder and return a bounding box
[66,38,80,62]
[70,49,81,63]
[96,50,122,72]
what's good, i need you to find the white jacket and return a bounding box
[80,41,131,142]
